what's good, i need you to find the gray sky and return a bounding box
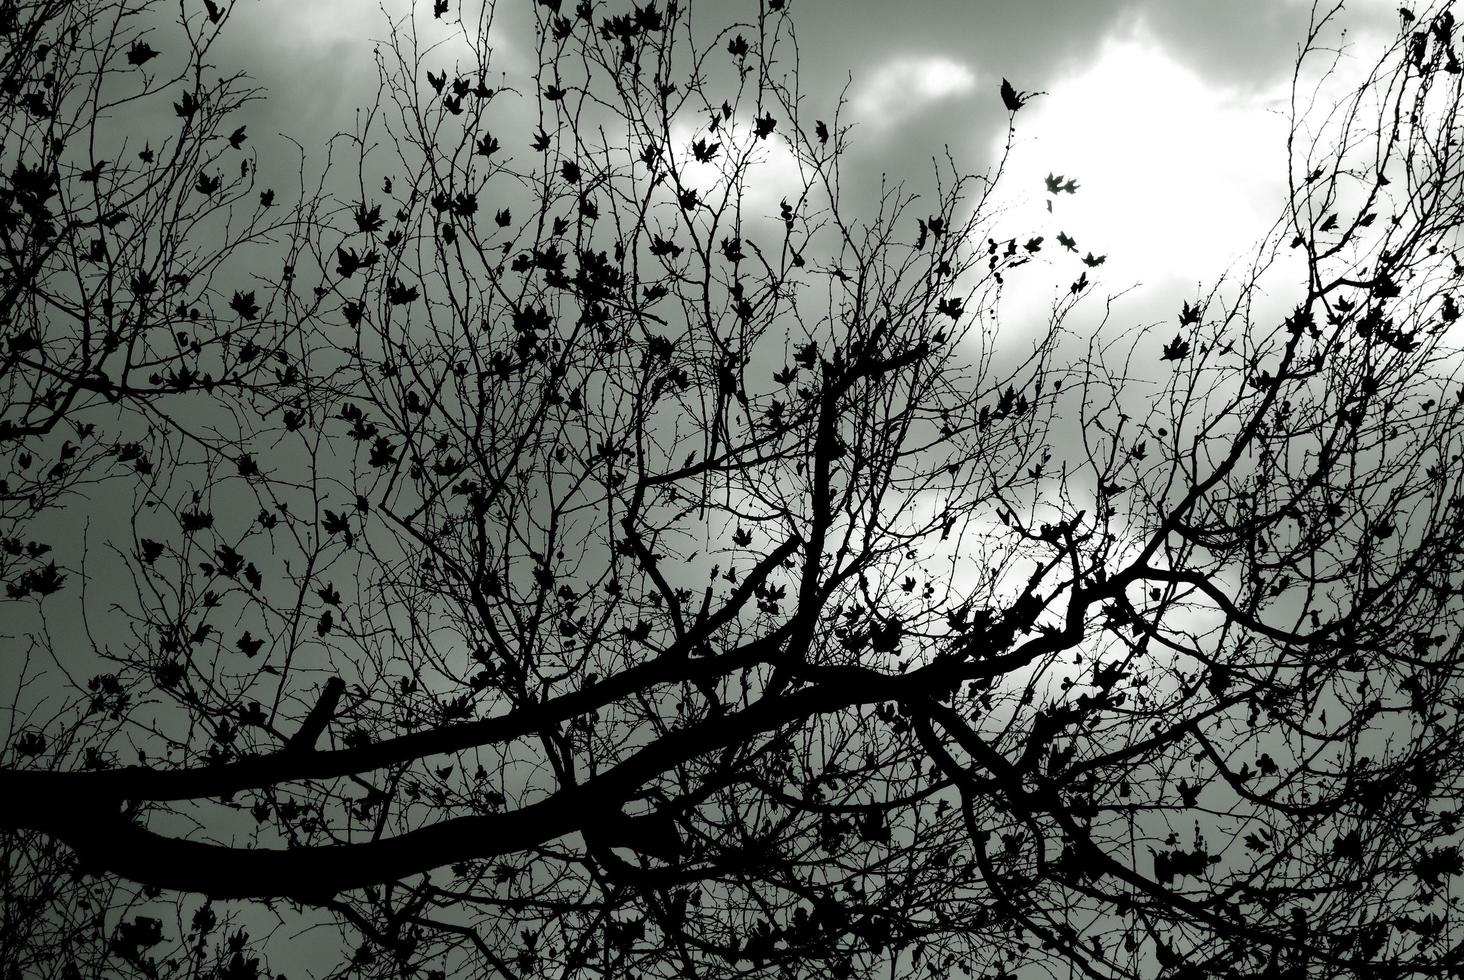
[212,0,1405,350]
[2,2,1426,974]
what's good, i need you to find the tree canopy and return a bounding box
[5,1,1464,978]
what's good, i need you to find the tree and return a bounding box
[4,0,1464,977]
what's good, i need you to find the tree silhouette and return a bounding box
[5,0,1464,978]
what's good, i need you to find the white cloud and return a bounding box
[852,55,977,128]
[663,114,810,220]
[972,22,1303,346]
[1003,27,1289,287]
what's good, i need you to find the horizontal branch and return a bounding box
[5,653,933,899]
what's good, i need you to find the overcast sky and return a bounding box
[183,0,1415,707]
[213,0,1404,333]
[2,5,1435,975]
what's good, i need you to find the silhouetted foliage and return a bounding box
[5,1,1464,978]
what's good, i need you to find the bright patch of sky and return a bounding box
[664,115,810,219]
[995,22,1291,319]
[851,54,978,128]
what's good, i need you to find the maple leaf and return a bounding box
[870,615,904,653]
[127,41,159,66]
[1057,231,1077,252]
[335,247,364,279]
[1000,77,1027,112]
[229,290,260,319]
[322,510,351,539]
[386,277,419,305]
[1161,334,1191,361]
[649,235,682,258]
[691,138,720,162]
[354,202,384,233]
[369,436,396,468]
[12,563,65,597]
[1176,778,1200,808]
[14,731,45,756]
[1044,173,1079,195]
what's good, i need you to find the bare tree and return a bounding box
[5,1,1464,978]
